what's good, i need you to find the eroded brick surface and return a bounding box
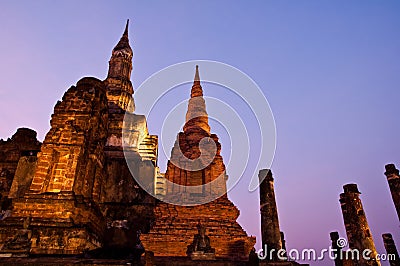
[0,128,41,211]
[141,66,256,261]
[0,21,159,257]
[340,184,380,266]
[0,22,268,265]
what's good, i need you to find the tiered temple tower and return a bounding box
[99,19,158,249]
[0,21,158,257]
[161,65,227,201]
[141,66,256,261]
[104,20,135,113]
[339,184,380,266]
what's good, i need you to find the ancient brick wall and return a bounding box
[0,128,41,212]
[141,197,256,260]
[0,77,109,255]
[27,77,108,196]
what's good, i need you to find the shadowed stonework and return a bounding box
[384,164,400,222]
[382,233,400,266]
[339,184,380,266]
[259,169,282,261]
[0,128,41,212]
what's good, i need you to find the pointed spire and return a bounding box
[106,19,134,93]
[191,65,203,98]
[113,19,132,53]
[124,19,129,37]
[184,65,210,134]
[194,65,200,83]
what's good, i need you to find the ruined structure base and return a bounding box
[0,193,104,256]
[0,256,309,266]
[141,196,256,260]
[0,223,101,256]
[190,251,216,260]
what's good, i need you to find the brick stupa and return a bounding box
[0,20,159,257]
[141,66,256,261]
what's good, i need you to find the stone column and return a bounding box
[339,184,380,266]
[259,169,282,261]
[280,231,287,261]
[384,164,400,222]
[382,233,400,266]
[330,231,344,266]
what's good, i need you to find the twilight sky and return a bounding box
[1,1,400,265]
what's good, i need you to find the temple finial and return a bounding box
[124,19,129,37]
[184,65,209,133]
[112,20,132,53]
[194,65,200,83]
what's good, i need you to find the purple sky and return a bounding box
[1,1,400,265]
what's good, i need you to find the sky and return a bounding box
[1,1,400,265]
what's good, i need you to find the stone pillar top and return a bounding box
[343,183,361,194]
[385,164,399,176]
[330,231,339,240]
[383,233,393,239]
[258,169,273,182]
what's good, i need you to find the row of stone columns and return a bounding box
[331,163,400,266]
[257,163,400,265]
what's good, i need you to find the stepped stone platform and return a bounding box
[141,196,255,260]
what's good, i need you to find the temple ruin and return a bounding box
[0,20,306,265]
[4,19,399,266]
